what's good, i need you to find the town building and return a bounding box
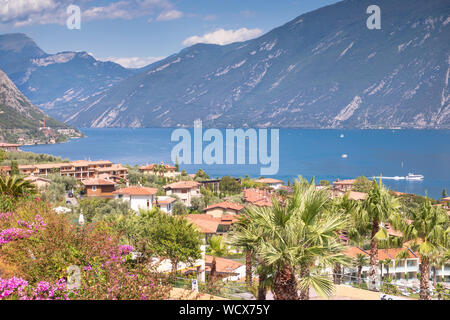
[154,196,176,214]
[81,178,116,198]
[113,186,158,212]
[185,214,239,243]
[333,179,356,192]
[0,143,21,152]
[140,162,180,178]
[203,201,244,218]
[164,181,201,207]
[205,255,246,282]
[1,160,128,181]
[255,178,284,190]
[243,188,273,207]
[24,176,51,189]
[441,197,450,209]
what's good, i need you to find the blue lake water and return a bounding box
[22,128,450,199]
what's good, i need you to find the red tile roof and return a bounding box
[81,178,116,186]
[203,201,244,212]
[113,186,158,196]
[164,181,200,189]
[243,188,273,207]
[334,179,356,185]
[185,214,220,234]
[205,255,243,274]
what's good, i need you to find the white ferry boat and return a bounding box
[405,173,424,181]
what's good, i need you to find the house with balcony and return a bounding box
[203,201,244,218]
[333,179,356,192]
[81,178,116,198]
[164,181,201,207]
[113,186,158,212]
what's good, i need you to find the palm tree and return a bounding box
[354,253,369,286]
[383,258,393,280]
[430,251,449,287]
[207,235,229,282]
[358,179,401,291]
[0,175,36,199]
[400,198,449,300]
[233,177,349,300]
[229,213,255,287]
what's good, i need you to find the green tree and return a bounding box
[10,161,19,176]
[359,179,401,291]
[175,157,180,172]
[400,198,449,300]
[442,189,448,199]
[172,200,187,216]
[207,235,229,282]
[219,176,242,195]
[352,176,373,193]
[319,180,331,187]
[148,213,203,275]
[0,149,6,162]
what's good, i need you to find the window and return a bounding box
[92,186,97,191]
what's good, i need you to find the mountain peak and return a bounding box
[0,33,45,57]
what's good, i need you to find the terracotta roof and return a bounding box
[71,160,112,166]
[96,164,128,172]
[243,188,273,207]
[82,178,116,186]
[0,143,21,147]
[255,178,283,184]
[203,201,244,212]
[384,223,403,237]
[164,181,200,189]
[24,176,51,183]
[205,255,243,274]
[113,186,158,196]
[343,246,417,260]
[441,197,450,201]
[185,214,220,234]
[154,196,176,204]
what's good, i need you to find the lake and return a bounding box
[22,128,450,199]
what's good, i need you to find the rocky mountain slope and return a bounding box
[66,0,450,129]
[0,33,137,121]
[0,69,80,143]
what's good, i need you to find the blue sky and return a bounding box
[0,0,341,67]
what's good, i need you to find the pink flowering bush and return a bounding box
[0,200,172,300]
[0,277,69,300]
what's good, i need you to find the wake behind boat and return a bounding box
[371,173,424,181]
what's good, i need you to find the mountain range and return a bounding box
[0,68,81,143]
[1,0,449,129]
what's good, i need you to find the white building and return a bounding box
[164,181,201,207]
[154,196,176,214]
[254,178,284,190]
[113,186,158,212]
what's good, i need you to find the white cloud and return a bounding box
[0,0,178,27]
[182,28,263,46]
[101,56,166,68]
[156,10,183,21]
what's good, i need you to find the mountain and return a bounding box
[0,68,81,144]
[66,0,450,129]
[0,33,137,121]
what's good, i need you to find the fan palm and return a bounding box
[207,235,229,282]
[0,175,36,199]
[358,179,401,290]
[354,253,369,285]
[400,198,449,300]
[233,177,349,300]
